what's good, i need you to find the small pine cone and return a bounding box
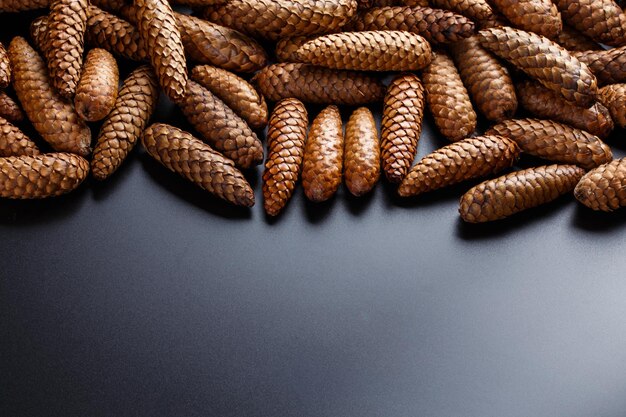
[0,42,10,88]
[349,6,475,44]
[0,91,24,123]
[554,24,601,52]
[8,37,91,157]
[252,63,385,105]
[597,84,626,128]
[573,47,626,86]
[202,0,358,41]
[74,48,119,122]
[478,26,598,108]
[428,0,493,22]
[460,164,585,222]
[91,65,158,181]
[398,135,520,197]
[345,107,380,196]
[381,73,425,183]
[449,36,517,122]
[262,98,308,216]
[554,0,626,47]
[0,116,40,157]
[302,105,343,202]
[191,65,268,130]
[486,118,612,170]
[0,0,49,12]
[516,80,614,139]
[178,80,263,169]
[490,0,562,38]
[275,36,312,62]
[141,123,255,207]
[295,31,432,72]
[575,158,626,211]
[422,51,477,141]
[85,6,148,62]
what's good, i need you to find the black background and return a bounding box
[3,9,626,417]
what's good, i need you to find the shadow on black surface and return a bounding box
[571,204,626,232]
[380,179,467,209]
[89,151,138,201]
[0,186,89,226]
[343,186,376,216]
[302,193,337,224]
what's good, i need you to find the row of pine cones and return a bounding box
[1,0,626,222]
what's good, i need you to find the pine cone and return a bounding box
[29,15,48,52]
[0,42,10,88]
[0,0,49,12]
[85,6,148,62]
[275,36,312,62]
[90,0,126,12]
[573,47,626,86]
[490,0,562,38]
[74,48,119,122]
[553,24,601,51]
[0,116,40,157]
[0,91,24,123]
[598,83,626,128]
[345,107,380,196]
[575,158,626,211]
[554,0,626,46]
[429,0,493,22]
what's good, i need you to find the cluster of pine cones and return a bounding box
[1,0,626,223]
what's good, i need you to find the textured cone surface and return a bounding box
[86,6,148,62]
[202,0,358,41]
[575,158,626,211]
[450,36,517,122]
[372,0,430,6]
[398,135,520,197]
[429,0,493,22]
[554,24,601,51]
[275,36,312,62]
[178,80,263,169]
[598,84,626,129]
[170,0,226,6]
[263,98,308,216]
[0,42,10,88]
[574,47,626,86]
[252,63,385,105]
[74,48,119,122]
[422,51,477,141]
[302,105,343,202]
[141,123,255,207]
[91,65,158,181]
[350,6,475,44]
[554,0,626,46]
[478,26,598,108]
[44,0,88,99]
[381,73,425,183]
[487,118,613,170]
[460,164,585,222]
[0,0,49,13]
[516,80,614,139]
[0,152,89,199]
[0,116,40,157]
[0,91,24,123]
[30,15,49,52]
[295,30,432,72]
[345,107,380,196]
[90,0,126,12]
[9,37,91,156]
[191,65,268,129]
[491,0,562,38]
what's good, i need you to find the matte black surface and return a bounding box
[3,10,626,417]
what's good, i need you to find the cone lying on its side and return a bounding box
[0,42,10,88]
[554,24,601,52]
[554,0,626,47]
[597,84,626,128]
[74,48,119,122]
[85,6,148,62]
[0,0,49,13]
[573,47,626,86]
[460,164,586,222]
[0,116,40,157]
[428,0,493,22]
[169,0,227,7]
[0,91,24,123]
[345,107,380,196]
[490,0,562,38]
[575,158,626,212]
[371,0,429,6]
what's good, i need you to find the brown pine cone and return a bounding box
[554,0,626,46]
[429,0,493,22]
[0,116,40,157]
[263,98,308,216]
[29,15,49,52]
[302,105,343,202]
[0,91,24,123]
[575,158,626,211]
[91,65,158,181]
[295,30,432,72]
[0,42,10,88]
[449,36,517,122]
[85,6,148,62]
[597,84,626,128]
[345,107,380,196]
[478,10,510,29]
[178,80,263,169]
[372,0,429,6]
[358,0,373,8]
[9,37,91,157]
[191,65,268,130]
[349,6,475,44]
[422,51,477,141]
[275,36,312,62]
[478,26,598,107]
[252,63,385,105]
[141,123,255,207]
[170,0,226,6]
[202,0,358,41]
[90,0,126,12]
[486,118,613,170]
[573,47,626,86]
[554,24,601,51]
[460,164,585,222]
[74,48,119,122]
[490,0,562,38]
[398,135,520,197]
[0,0,49,12]
[381,73,425,183]
[516,80,614,139]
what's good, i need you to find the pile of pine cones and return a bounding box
[1,0,626,223]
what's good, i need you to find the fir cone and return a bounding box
[0,42,10,88]
[428,0,493,22]
[0,0,49,13]
[275,36,312,62]
[573,47,626,86]
[344,107,380,196]
[263,98,308,216]
[554,0,626,46]
[74,48,119,122]
[575,159,626,211]
[490,0,562,38]
[597,84,626,128]
[398,135,520,197]
[554,24,601,52]
[0,91,24,123]
[460,164,585,222]
[141,123,255,207]
[0,116,40,157]
[85,6,148,62]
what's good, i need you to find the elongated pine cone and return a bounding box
[302,105,343,202]
[0,116,40,157]
[0,42,10,88]
[460,164,585,222]
[575,159,626,211]
[573,47,626,86]
[554,24,601,51]
[422,51,477,141]
[345,107,380,196]
[141,123,255,207]
[428,0,493,22]
[554,0,626,46]
[85,6,148,62]
[0,91,24,123]
[0,0,49,12]
[91,65,159,181]
[597,84,626,128]
[381,73,425,183]
[0,153,89,199]
[486,118,612,170]
[398,135,520,197]
[9,37,91,156]
[191,65,268,130]
[74,48,119,122]
[263,98,308,216]
[252,63,385,105]
[490,0,562,38]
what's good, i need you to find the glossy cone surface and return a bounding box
[0,42,9,88]
[491,0,562,38]
[85,6,148,62]
[575,159,626,211]
[0,92,24,123]
[598,84,626,128]
[263,98,308,216]
[460,164,585,222]
[554,0,626,46]
[573,47,626,86]
[0,116,40,157]
[345,107,380,196]
[74,48,119,122]
[141,124,255,207]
